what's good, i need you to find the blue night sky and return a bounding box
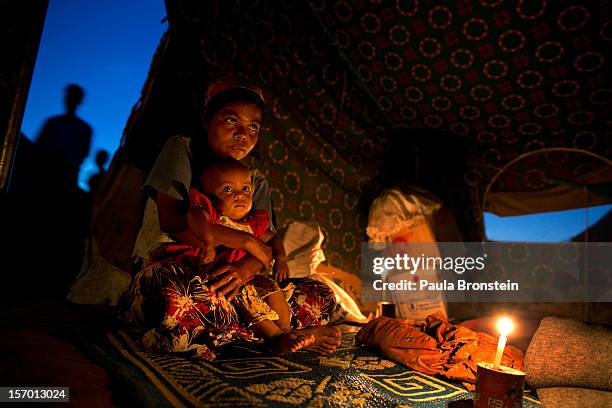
[20,0,167,191]
[19,0,610,242]
[484,205,611,242]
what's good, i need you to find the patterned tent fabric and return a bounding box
[118,0,611,276]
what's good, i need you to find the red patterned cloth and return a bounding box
[120,264,339,360]
[356,313,524,390]
[288,278,339,329]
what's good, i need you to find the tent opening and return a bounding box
[484,204,612,242]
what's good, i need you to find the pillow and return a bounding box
[525,316,612,391]
[537,387,612,408]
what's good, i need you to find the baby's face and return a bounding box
[202,166,253,220]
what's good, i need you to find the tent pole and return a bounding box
[0,1,48,192]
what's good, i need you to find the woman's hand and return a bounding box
[207,255,265,300]
[244,236,273,269]
[207,264,241,300]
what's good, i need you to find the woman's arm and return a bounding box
[208,255,266,300]
[156,191,202,247]
[156,190,270,299]
[157,190,272,266]
[186,205,273,266]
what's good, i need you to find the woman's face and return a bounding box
[206,101,262,160]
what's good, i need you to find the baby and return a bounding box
[186,158,315,353]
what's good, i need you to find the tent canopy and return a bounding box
[115,0,611,274]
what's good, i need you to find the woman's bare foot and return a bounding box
[294,326,342,354]
[267,333,315,354]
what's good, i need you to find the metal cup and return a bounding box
[474,362,525,408]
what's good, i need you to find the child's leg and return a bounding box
[253,290,291,339]
[285,278,343,354]
[261,287,339,355]
[264,290,292,333]
[250,319,284,338]
[249,320,314,354]
[233,282,314,354]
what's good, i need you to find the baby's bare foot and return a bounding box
[294,326,342,354]
[267,333,315,354]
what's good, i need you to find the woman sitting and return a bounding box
[120,78,342,359]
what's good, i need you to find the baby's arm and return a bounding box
[187,206,272,267]
[262,230,289,282]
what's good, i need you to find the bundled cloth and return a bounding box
[280,221,368,323]
[356,312,524,390]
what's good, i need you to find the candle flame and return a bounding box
[496,317,513,336]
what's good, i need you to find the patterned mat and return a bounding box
[87,326,541,407]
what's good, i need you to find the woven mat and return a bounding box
[85,326,541,407]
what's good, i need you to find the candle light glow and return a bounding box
[493,317,513,369]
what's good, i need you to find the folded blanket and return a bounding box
[356,313,524,389]
[525,316,612,391]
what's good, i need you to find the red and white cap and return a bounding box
[204,78,266,108]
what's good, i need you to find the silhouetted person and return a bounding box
[36,84,92,191]
[5,84,94,301]
[88,149,109,196]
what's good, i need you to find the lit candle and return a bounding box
[493,317,513,370]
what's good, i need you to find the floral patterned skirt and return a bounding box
[119,261,339,360]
